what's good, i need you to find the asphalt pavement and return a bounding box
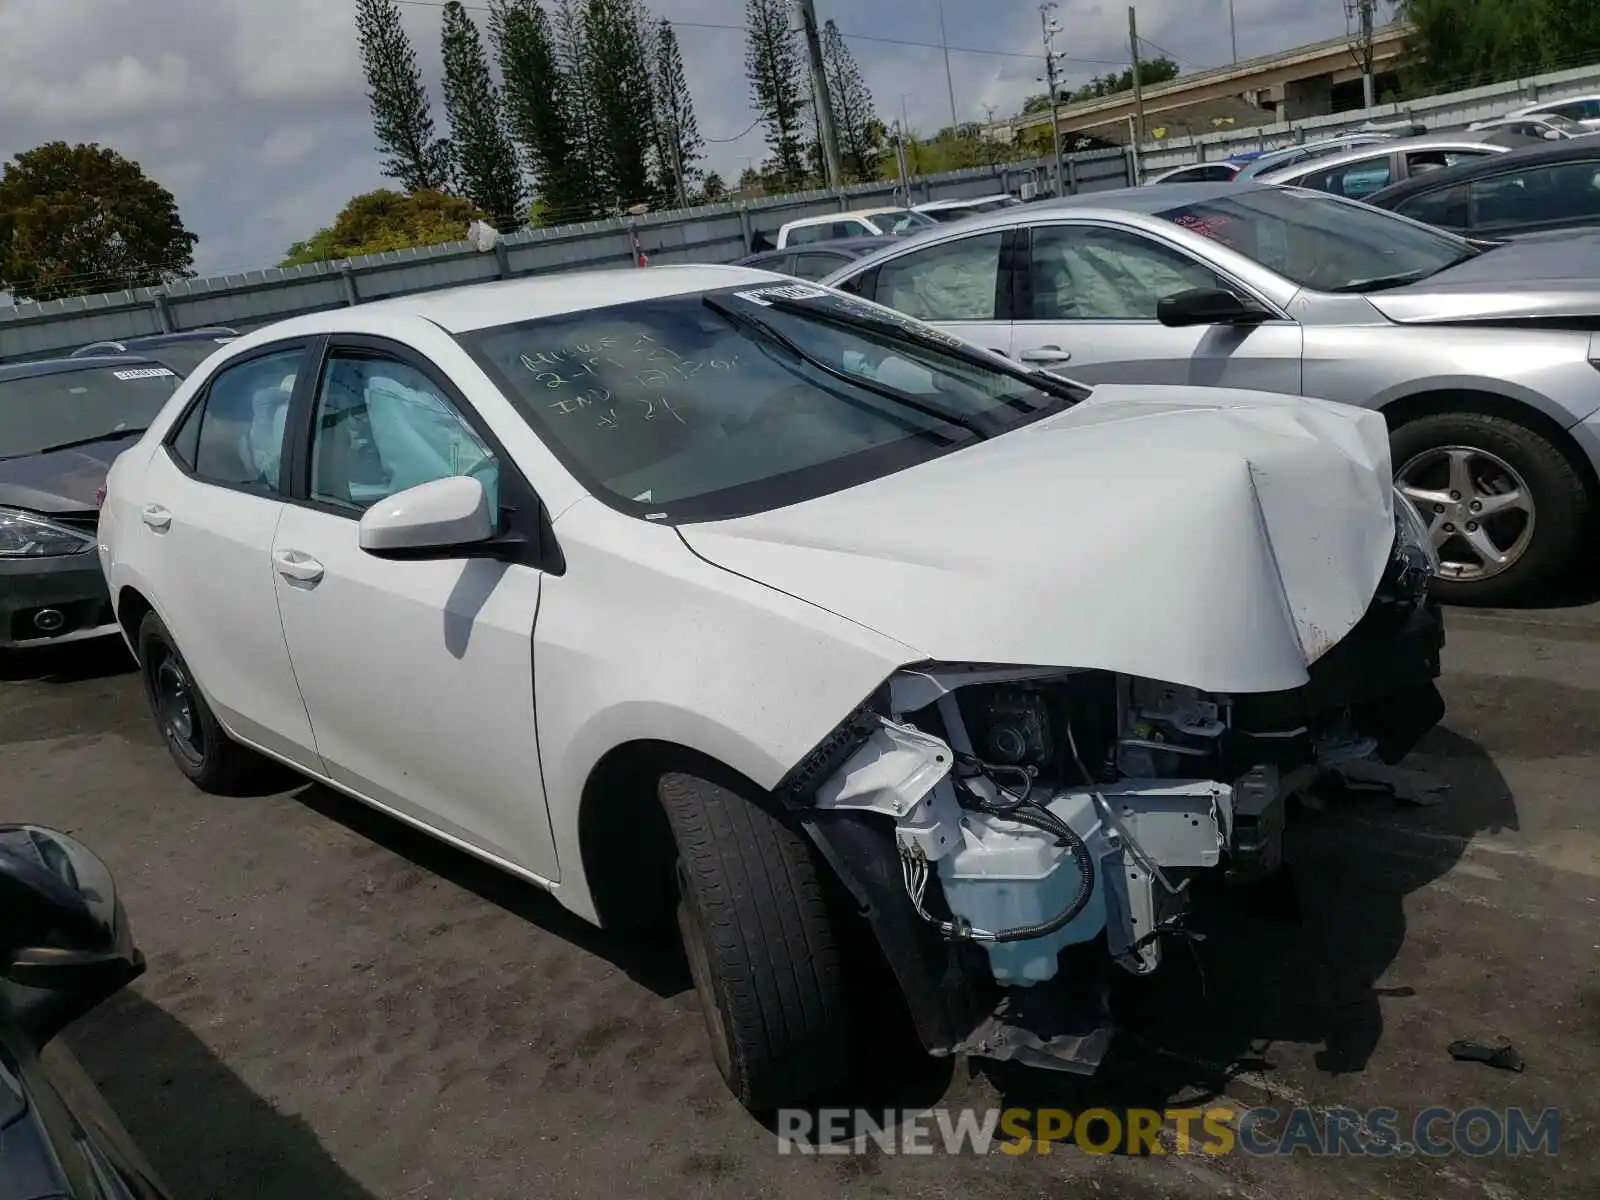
[3,596,1598,1200]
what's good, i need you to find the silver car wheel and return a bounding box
[1396,444,1535,583]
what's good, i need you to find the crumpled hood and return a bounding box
[1367,232,1600,324]
[679,386,1397,696]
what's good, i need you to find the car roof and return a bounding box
[74,328,238,353]
[0,354,168,382]
[1252,133,1521,182]
[916,194,1014,210]
[1366,138,1600,205]
[222,264,789,339]
[739,235,897,262]
[1519,93,1600,110]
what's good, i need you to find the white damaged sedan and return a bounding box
[98,265,1445,1110]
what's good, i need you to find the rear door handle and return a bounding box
[1019,346,1073,365]
[140,505,171,532]
[273,549,325,585]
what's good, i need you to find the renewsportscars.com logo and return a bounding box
[776,1106,1560,1158]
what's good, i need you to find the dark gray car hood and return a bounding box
[1366,232,1600,324]
[0,435,139,515]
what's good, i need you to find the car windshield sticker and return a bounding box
[732,282,830,306]
[111,367,176,380]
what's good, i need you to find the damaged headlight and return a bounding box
[1391,487,1439,593]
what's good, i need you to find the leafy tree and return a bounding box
[280,189,479,266]
[745,0,807,185]
[821,20,881,182]
[582,0,658,206]
[1020,93,1055,115]
[652,19,704,205]
[356,0,451,192]
[698,171,727,202]
[0,142,196,301]
[1398,0,1600,90]
[551,0,602,215]
[736,165,763,193]
[1069,56,1179,102]
[440,0,526,228]
[490,0,585,214]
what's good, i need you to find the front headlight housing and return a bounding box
[0,507,97,558]
[1389,488,1439,601]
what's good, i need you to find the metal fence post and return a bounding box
[494,240,512,278]
[339,265,360,306]
[151,292,174,333]
[1066,155,1079,195]
[737,202,754,253]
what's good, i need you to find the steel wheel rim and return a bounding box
[152,648,204,765]
[676,859,733,1084]
[1396,444,1535,583]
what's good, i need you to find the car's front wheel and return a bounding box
[1392,411,1591,606]
[137,611,271,794]
[658,768,858,1112]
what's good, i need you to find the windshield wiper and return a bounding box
[2,427,146,461]
[759,294,1089,407]
[1327,254,1477,294]
[702,294,992,440]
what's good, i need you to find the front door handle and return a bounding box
[140,504,171,532]
[1019,346,1073,365]
[273,549,325,585]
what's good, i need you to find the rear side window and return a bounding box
[1468,159,1600,230]
[1395,183,1470,231]
[188,348,303,493]
[1300,155,1393,198]
[791,252,849,280]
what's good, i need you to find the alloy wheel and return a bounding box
[1396,444,1535,583]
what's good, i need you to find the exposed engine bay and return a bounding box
[784,512,1446,1075]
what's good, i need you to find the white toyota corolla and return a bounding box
[99,265,1446,1110]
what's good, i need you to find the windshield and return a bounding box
[0,365,179,459]
[1157,187,1478,293]
[1543,114,1589,135]
[458,283,1083,522]
[873,209,937,233]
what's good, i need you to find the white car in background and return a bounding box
[97,266,1446,1111]
[765,206,936,249]
[1509,92,1600,132]
[914,194,1025,221]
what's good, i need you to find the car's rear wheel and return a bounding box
[658,768,857,1113]
[1391,412,1590,606]
[137,611,270,794]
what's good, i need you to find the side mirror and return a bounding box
[1157,286,1270,328]
[358,475,499,561]
[0,825,144,1043]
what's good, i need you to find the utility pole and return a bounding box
[936,0,959,134]
[1128,6,1147,148]
[1227,0,1238,63]
[1039,2,1065,197]
[1348,0,1377,109]
[796,0,843,188]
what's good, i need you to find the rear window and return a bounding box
[0,365,180,459]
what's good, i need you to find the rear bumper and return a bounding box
[0,553,117,649]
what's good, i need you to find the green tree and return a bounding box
[821,20,881,182]
[0,142,196,301]
[745,0,807,185]
[440,0,526,228]
[490,0,584,213]
[356,0,451,191]
[550,0,602,216]
[652,19,704,205]
[280,189,479,266]
[1068,56,1178,102]
[1398,0,1600,90]
[582,0,658,206]
[698,171,727,202]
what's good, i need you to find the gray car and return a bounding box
[821,181,1600,604]
[1252,133,1528,200]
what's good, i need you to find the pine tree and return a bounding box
[551,0,602,216]
[822,20,880,182]
[440,0,526,227]
[581,0,658,207]
[355,0,451,192]
[744,0,807,186]
[490,0,584,214]
[651,19,704,205]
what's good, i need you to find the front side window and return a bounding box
[308,353,498,512]
[870,232,1004,321]
[1468,160,1600,229]
[791,252,849,280]
[1029,225,1225,320]
[459,284,1085,522]
[0,365,180,461]
[1158,187,1477,293]
[190,349,302,492]
[1395,183,1470,231]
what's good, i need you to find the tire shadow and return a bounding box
[978,724,1519,1138]
[0,638,135,684]
[65,988,378,1200]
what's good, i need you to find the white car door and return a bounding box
[133,342,322,771]
[1009,222,1303,393]
[842,229,1013,357]
[269,338,559,881]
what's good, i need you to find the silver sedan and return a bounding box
[822,182,1600,605]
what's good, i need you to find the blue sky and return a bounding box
[0,0,1370,281]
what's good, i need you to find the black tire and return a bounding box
[136,611,270,794]
[658,769,857,1112]
[1391,411,1591,607]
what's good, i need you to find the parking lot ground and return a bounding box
[3,600,1600,1200]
